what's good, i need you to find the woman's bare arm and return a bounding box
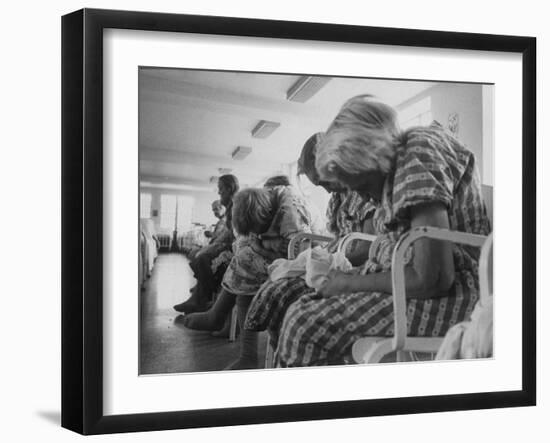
[319,202,455,299]
[344,217,375,266]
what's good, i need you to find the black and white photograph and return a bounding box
[138,68,494,375]
[2,0,544,440]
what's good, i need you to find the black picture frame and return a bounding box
[61,8,536,435]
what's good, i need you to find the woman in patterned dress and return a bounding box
[244,133,375,351]
[183,183,317,369]
[274,95,491,367]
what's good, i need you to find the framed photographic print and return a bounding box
[61,8,536,435]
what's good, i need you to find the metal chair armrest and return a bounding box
[337,232,377,256]
[391,227,488,351]
[287,233,334,259]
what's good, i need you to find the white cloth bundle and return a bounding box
[268,246,352,290]
[435,297,493,360]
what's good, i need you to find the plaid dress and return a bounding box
[274,123,491,367]
[244,191,374,343]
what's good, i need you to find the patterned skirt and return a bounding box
[221,237,281,296]
[247,271,479,367]
[245,277,315,344]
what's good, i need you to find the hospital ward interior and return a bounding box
[138,68,494,374]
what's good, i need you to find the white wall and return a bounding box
[2,1,546,443]
[397,82,492,184]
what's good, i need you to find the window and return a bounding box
[140,192,152,218]
[160,194,194,231]
[160,195,176,229]
[398,96,432,129]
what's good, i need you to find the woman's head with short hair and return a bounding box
[217,174,240,206]
[297,133,322,185]
[264,175,290,188]
[231,188,274,235]
[297,133,344,193]
[316,95,400,200]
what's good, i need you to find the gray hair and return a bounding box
[316,95,400,182]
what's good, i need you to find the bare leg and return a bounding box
[183,289,235,331]
[211,312,233,338]
[225,295,259,370]
[174,251,219,313]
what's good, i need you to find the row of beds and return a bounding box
[138,219,210,289]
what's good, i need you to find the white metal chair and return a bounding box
[350,228,491,363]
[287,232,335,260]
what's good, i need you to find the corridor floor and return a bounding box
[139,253,267,375]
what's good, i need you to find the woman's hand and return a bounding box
[317,270,350,297]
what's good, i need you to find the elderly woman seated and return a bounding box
[183,182,318,370]
[187,199,227,261]
[250,95,491,367]
[245,133,375,351]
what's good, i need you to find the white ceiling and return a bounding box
[139,68,435,190]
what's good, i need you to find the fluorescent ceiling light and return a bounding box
[286,76,331,102]
[251,120,280,139]
[232,146,252,160]
[140,182,213,192]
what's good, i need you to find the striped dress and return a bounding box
[274,123,491,367]
[244,190,375,343]
[326,190,375,238]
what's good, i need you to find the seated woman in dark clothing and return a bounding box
[183,184,317,370]
[173,174,239,314]
[244,133,375,353]
[270,95,491,367]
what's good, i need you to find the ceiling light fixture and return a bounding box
[140,182,213,192]
[251,120,281,139]
[286,76,331,102]
[231,146,252,160]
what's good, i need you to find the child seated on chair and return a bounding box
[183,184,317,370]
